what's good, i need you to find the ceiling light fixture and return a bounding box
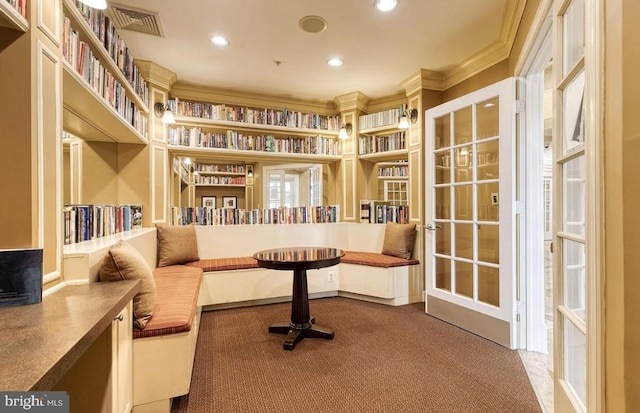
[327,58,344,68]
[154,102,176,124]
[398,108,418,129]
[78,0,107,10]
[210,36,229,47]
[338,123,352,140]
[374,0,398,12]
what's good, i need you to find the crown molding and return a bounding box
[136,60,177,91]
[366,93,407,113]
[171,81,337,115]
[441,0,527,89]
[401,69,446,94]
[333,91,370,112]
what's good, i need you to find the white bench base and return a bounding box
[132,308,202,412]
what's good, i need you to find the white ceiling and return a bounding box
[110,0,518,102]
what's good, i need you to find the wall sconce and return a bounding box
[154,102,176,124]
[339,123,352,140]
[398,108,418,129]
[247,165,253,177]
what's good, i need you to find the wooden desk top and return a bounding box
[0,281,140,390]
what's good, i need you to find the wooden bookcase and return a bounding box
[61,0,149,144]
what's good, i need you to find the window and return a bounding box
[263,164,322,208]
[384,180,408,205]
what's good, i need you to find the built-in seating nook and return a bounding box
[2,0,634,412]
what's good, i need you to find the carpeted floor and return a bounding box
[171,297,541,413]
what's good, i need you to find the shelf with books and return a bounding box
[170,205,340,226]
[62,63,148,144]
[358,131,406,157]
[359,200,409,224]
[358,149,408,163]
[169,98,340,136]
[63,0,149,111]
[61,1,149,144]
[63,204,143,246]
[377,161,409,179]
[358,106,403,131]
[0,0,27,31]
[193,162,246,186]
[167,125,341,163]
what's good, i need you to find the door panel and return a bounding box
[425,77,516,348]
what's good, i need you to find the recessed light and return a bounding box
[210,36,229,47]
[374,0,398,12]
[327,58,343,67]
[483,103,496,108]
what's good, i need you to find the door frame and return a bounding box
[516,1,553,353]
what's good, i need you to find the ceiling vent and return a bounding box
[108,3,164,37]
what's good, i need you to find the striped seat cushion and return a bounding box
[133,265,203,339]
[341,251,420,268]
[185,257,259,272]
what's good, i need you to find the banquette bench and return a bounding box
[62,222,422,413]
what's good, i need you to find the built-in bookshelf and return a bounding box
[61,0,149,144]
[359,200,409,224]
[170,205,340,226]
[63,204,143,245]
[0,0,27,31]
[193,162,246,186]
[378,161,408,179]
[169,98,340,134]
[167,125,341,161]
[358,131,407,156]
[358,106,402,131]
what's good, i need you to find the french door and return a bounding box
[424,78,517,348]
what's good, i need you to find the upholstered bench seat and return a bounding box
[185,257,259,272]
[342,251,420,268]
[133,265,203,339]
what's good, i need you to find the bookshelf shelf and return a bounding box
[358,149,408,162]
[167,145,341,164]
[359,124,400,135]
[195,183,245,188]
[62,0,149,113]
[0,0,27,32]
[197,171,245,176]
[63,63,148,144]
[174,116,340,137]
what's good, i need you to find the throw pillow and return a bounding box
[381,223,417,259]
[99,240,156,329]
[156,224,199,267]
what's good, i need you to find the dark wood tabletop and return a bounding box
[253,247,344,271]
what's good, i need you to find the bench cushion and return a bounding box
[185,257,259,272]
[133,265,203,339]
[342,251,420,268]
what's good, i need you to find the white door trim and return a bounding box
[517,15,553,353]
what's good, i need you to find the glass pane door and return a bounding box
[425,78,516,348]
[554,0,587,411]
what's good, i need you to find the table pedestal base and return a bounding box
[268,268,334,350]
[268,319,334,350]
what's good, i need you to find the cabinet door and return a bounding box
[112,302,133,413]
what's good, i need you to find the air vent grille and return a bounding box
[108,3,164,37]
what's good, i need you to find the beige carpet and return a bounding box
[171,297,541,413]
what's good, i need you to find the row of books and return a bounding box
[358,132,406,155]
[5,0,26,18]
[168,98,340,131]
[378,165,408,177]
[170,205,341,226]
[194,163,246,173]
[359,200,409,224]
[73,0,149,103]
[63,204,143,245]
[63,17,149,138]
[358,106,403,130]
[168,127,341,156]
[195,175,246,185]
